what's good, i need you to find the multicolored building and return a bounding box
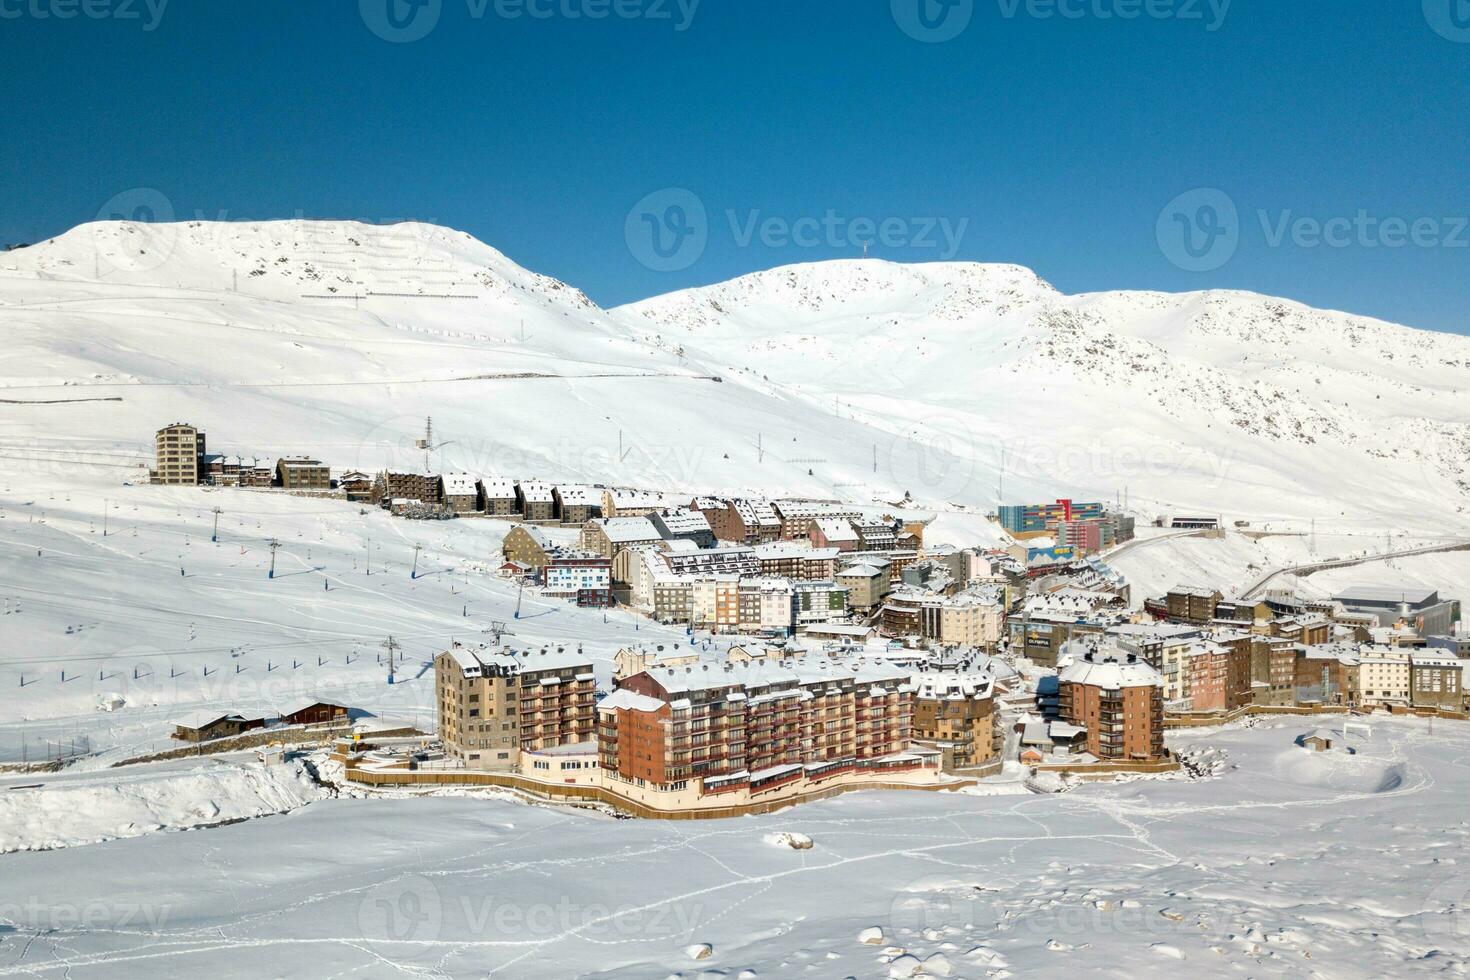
[998,499,1105,536]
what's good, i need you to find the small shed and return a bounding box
[278,699,351,727]
[1298,729,1335,752]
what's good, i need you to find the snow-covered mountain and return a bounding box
[2,220,1467,532]
[0,221,967,509]
[616,260,1470,531]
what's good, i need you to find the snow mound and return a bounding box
[764,831,814,850]
[0,758,327,853]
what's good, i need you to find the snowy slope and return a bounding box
[617,260,1470,531]
[0,222,974,509]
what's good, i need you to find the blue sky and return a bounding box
[4,0,1470,332]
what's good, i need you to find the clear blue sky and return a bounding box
[4,0,1469,333]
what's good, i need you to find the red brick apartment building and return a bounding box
[597,660,915,795]
[1058,647,1166,761]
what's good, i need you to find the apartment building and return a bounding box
[153,423,206,485]
[792,580,850,626]
[502,525,554,570]
[544,552,613,607]
[919,594,1005,648]
[479,477,518,516]
[553,485,602,525]
[649,509,716,549]
[836,562,891,612]
[1165,586,1224,625]
[273,457,330,491]
[599,659,915,795]
[998,499,1104,536]
[379,470,441,506]
[809,517,860,551]
[439,473,479,513]
[1410,652,1464,711]
[603,488,666,518]
[754,543,839,581]
[516,481,556,522]
[1058,646,1166,761]
[581,516,661,559]
[711,499,782,544]
[435,645,596,770]
[774,501,860,540]
[910,671,996,771]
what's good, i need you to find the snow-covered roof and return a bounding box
[277,697,347,718]
[510,525,552,548]
[597,517,660,544]
[813,517,859,541]
[1335,585,1438,606]
[909,671,994,701]
[655,509,712,534]
[517,481,554,503]
[172,710,243,730]
[480,477,516,498]
[1059,649,1163,690]
[555,485,601,506]
[597,689,667,713]
[441,472,476,495]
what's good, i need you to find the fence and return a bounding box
[1164,703,1351,729]
[341,762,973,820]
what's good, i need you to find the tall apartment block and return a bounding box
[435,645,597,771]
[153,423,206,485]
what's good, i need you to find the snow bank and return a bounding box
[0,759,327,853]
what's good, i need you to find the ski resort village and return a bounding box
[122,419,1469,813]
[3,220,1470,977]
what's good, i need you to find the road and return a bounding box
[1239,540,1470,598]
[1102,528,1207,561]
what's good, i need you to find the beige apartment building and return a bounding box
[910,671,997,772]
[1355,653,1411,708]
[153,423,206,485]
[435,645,596,771]
[920,596,1004,648]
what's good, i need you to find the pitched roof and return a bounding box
[441,472,477,495]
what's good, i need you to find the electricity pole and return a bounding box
[383,635,400,685]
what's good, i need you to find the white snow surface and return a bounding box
[1,717,1468,977]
